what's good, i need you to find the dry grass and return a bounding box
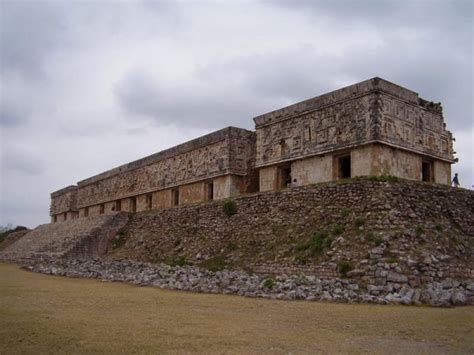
[0,263,473,354]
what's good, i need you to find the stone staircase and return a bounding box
[0,213,130,263]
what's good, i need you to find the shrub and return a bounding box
[294,254,308,264]
[415,226,424,237]
[295,231,332,257]
[168,256,187,267]
[338,260,354,277]
[227,241,237,251]
[331,224,345,236]
[368,175,399,183]
[367,232,383,246]
[111,232,127,249]
[435,224,443,232]
[199,255,230,272]
[223,200,237,217]
[386,255,398,263]
[341,208,352,218]
[0,225,28,245]
[354,218,365,228]
[263,278,276,289]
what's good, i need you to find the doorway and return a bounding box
[130,197,137,212]
[278,164,292,189]
[422,160,433,182]
[338,155,351,179]
[206,181,214,201]
[171,188,180,206]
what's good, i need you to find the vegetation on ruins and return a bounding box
[223,200,237,217]
[354,217,365,228]
[415,226,424,237]
[367,232,383,246]
[367,175,400,183]
[295,231,332,259]
[199,255,230,272]
[262,278,276,289]
[340,208,352,218]
[111,231,128,249]
[337,260,354,277]
[0,225,28,245]
[168,256,187,267]
[331,224,345,236]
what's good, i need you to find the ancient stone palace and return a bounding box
[50,77,455,222]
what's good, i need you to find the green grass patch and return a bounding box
[331,224,345,236]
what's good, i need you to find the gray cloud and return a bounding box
[0,1,69,78]
[1,148,45,175]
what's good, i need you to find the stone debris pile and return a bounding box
[24,257,473,307]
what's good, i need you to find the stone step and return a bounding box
[0,212,129,262]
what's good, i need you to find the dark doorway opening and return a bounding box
[99,204,104,214]
[172,188,180,206]
[278,165,292,189]
[422,160,433,182]
[84,207,89,217]
[206,182,214,201]
[115,200,121,212]
[146,194,153,210]
[338,155,351,179]
[130,197,137,212]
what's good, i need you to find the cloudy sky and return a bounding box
[1,0,472,228]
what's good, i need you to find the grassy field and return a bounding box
[0,263,473,354]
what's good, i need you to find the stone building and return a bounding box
[254,77,454,191]
[50,127,257,222]
[50,77,455,222]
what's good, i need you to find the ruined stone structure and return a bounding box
[255,78,454,191]
[50,78,455,222]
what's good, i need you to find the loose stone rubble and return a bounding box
[22,256,473,307]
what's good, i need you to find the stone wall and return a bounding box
[110,179,473,287]
[254,78,453,164]
[253,77,454,179]
[51,127,256,220]
[50,185,78,217]
[378,90,453,161]
[76,127,255,208]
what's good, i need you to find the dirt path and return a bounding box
[1,263,473,354]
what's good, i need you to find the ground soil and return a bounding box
[1,263,473,354]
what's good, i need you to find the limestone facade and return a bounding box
[50,127,256,222]
[50,78,456,222]
[254,78,454,191]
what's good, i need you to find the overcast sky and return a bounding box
[1,0,473,228]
